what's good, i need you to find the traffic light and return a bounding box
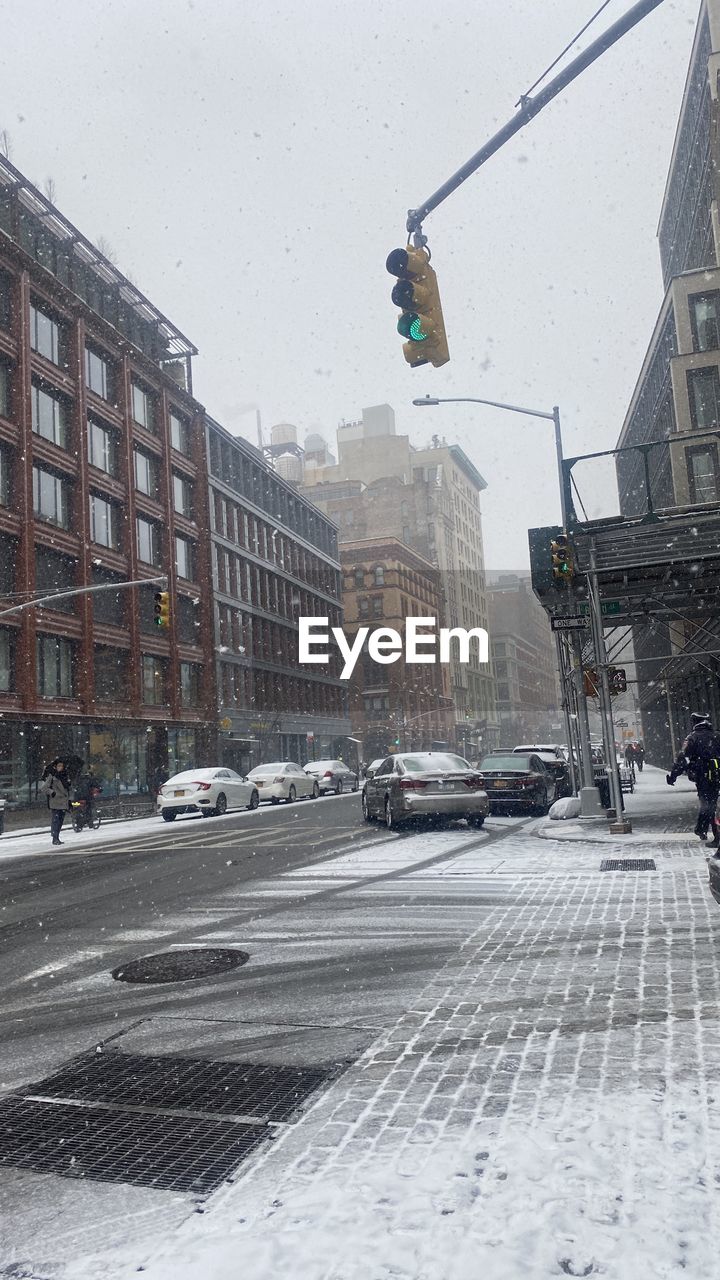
[154,590,170,629]
[550,532,575,582]
[386,245,449,368]
[609,668,627,695]
[583,668,598,697]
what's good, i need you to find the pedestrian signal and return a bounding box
[386,245,449,368]
[154,590,171,629]
[609,668,627,695]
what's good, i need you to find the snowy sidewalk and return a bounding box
[111,767,720,1280]
[537,764,703,846]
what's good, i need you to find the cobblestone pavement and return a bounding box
[87,775,720,1277]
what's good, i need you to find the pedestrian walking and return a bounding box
[40,758,71,846]
[635,742,645,772]
[666,713,720,848]
[624,742,636,779]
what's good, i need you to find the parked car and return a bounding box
[513,744,567,760]
[157,767,259,821]
[304,759,359,795]
[476,752,555,815]
[361,759,385,792]
[362,751,489,830]
[247,761,318,804]
[526,749,573,801]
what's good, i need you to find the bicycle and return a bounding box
[70,798,102,832]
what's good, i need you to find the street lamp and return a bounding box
[413,392,601,816]
[412,394,568,528]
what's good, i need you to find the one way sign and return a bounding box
[551,616,590,632]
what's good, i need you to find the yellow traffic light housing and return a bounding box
[386,245,449,368]
[550,532,574,582]
[154,590,171,629]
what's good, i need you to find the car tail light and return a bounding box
[193,781,212,791]
[158,786,167,796]
[399,778,429,790]
[323,770,333,778]
[464,775,484,788]
[520,777,536,787]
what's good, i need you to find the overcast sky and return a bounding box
[2,0,698,567]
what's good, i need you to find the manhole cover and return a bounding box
[112,947,249,984]
[600,858,656,872]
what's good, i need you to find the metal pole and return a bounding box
[587,546,628,828]
[570,629,604,814]
[555,632,578,795]
[0,575,167,620]
[406,0,666,232]
[665,679,677,757]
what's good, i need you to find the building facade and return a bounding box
[301,405,498,754]
[339,538,452,761]
[487,574,562,747]
[615,0,720,762]
[208,418,350,772]
[0,156,215,814]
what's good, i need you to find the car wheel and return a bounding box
[312,782,320,799]
[468,815,485,828]
[215,793,228,817]
[271,796,280,805]
[287,785,296,804]
[162,811,177,822]
[534,793,549,816]
[247,790,259,810]
[362,791,373,822]
[384,797,400,830]
[336,779,344,795]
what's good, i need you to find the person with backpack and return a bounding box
[667,712,720,847]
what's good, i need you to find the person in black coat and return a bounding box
[667,713,720,847]
[40,758,71,846]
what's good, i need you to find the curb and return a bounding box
[1,811,155,841]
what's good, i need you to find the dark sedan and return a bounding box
[476,752,555,815]
[362,751,489,830]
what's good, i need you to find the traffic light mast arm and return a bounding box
[405,0,665,234]
[0,575,168,620]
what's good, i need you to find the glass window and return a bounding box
[686,444,719,503]
[170,410,190,453]
[690,292,720,353]
[359,597,369,619]
[30,302,65,365]
[134,448,157,496]
[33,466,68,527]
[88,416,117,476]
[0,533,17,596]
[32,382,68,447]
[0,627,14,691]
[85,346,112,400]
[89,493,118,548]
[372,595,383,617]
[374,565,385,586]
[94,645,130,701]
[141,653,167,705]
[687,366,720,431]
[37,634,74,697]
[173,473,192,516]
[35,547,77,614]
[354,568,364,588]
[175,534,193,580]
[0,362,9,418]
[136,516,160,566]
[0,272,11,329]
[0,445,10,506]
[180,661,201,707]
[91,565,125,626]
[132,381,155,431]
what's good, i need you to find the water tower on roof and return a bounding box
[266,422,304,484]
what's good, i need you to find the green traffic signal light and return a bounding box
[397,313,428,343]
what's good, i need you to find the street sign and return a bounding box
[578,600,621,617]
[219,716,232,732]
[551,615,590,631]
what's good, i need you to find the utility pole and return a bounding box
[0,575,167,620]
[587,545,631,832]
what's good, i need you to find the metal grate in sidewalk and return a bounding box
[0,1095,267,1194]
[600,858,657,872]
[21,1049,334,1122]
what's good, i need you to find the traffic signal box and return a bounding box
[550,532,575,583]
[386,246,449,368]
[154,590,170,629]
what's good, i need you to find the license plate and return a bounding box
[492,780,508,789]
[174,789,186,797]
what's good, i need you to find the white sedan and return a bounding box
[157,768,259,821]
[247,761,319,804]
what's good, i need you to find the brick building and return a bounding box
[0,156,215,811]
[340,538,452,761]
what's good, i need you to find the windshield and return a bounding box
[480,756,533,772]
[248,763,287,775]
[402,754,470,772]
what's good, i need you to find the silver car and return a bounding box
[304,759,359,795]
[362,751,489,830]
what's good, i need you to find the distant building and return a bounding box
[208,419,350,772]
[339,538,452,761]
[302,405,498,753]
[487,575,562,746]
